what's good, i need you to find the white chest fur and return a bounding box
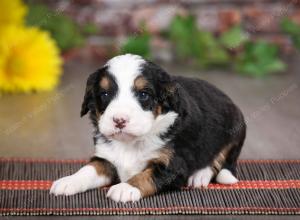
[94,111,178,182]
[95,139,161,182]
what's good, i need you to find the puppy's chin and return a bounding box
[107,132,137,142]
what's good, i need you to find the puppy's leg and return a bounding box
[50,157,117,196]
[188,144,231,188]
[188,141,243,188]
[107,168,153,203]
[216,115,246,184]
[215,145,241,185]
[107,149,187,203]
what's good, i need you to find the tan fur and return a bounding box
[95,109,101,120]
[134,76,148,91]
[127,168,156,197]
[99,76,110,90]
[150,147,173,166]
[154,105,162,117]
[127,147,173,196]
[211,144,233,174]
[89,160,112,177]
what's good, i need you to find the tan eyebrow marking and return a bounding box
[99,76,110,90]
[134,75,148,91]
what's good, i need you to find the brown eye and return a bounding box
[100,91,110,100]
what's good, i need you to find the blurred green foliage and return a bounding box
[168,15,285,76]
[26,2,287,77]
[121,30,151,58]
[168,15,229,67]
[26,4,84,52]
[219,25,248,49]
[82,23,99,35]
[235,41,286,77]
[281,17,300,51]
[122,15,286,77]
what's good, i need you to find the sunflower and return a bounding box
[0,26,62,93]
[0,0,27,29]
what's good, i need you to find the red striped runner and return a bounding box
[0,207,299,213]
[1,180,300,190]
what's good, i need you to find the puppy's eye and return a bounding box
[100,92,109,99]
[138,91,150,101]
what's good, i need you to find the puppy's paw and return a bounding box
[50,175,88,196]
[106,183,141,203]
[188,167,214,188]
[216,169,238,184]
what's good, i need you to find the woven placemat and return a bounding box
[0,158,299,216]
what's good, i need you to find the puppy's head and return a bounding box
[81,54,178,142]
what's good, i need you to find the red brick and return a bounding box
[218,9,241,32]
[290,9,300,25]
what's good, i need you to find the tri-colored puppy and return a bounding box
[50,54,246,203]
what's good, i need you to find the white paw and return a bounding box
[188,167,214,188]
[50,175,88,196]
[216,169,238,184]
[106,183,141,203]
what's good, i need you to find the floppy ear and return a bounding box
[157,70,180,112]
[80,69,101,117]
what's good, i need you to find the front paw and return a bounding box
[50,175,88,196]
[188,166,214,188]
[106,183,141,203]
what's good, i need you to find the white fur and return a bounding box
[107,183,141,203]
[95,111,178,182]
[216,169,238,184]
[188,166,214,188]
[50,165,110,196]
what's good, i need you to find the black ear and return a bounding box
[80,69,102,117]
[156,69,180,112]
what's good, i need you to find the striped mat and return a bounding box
[0,158,299,216]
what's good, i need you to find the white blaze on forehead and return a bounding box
[107,54,145,90]
[99,54,152,138]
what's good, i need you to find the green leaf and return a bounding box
[82,23,99,35]
[168,15,198,59]
[168,15,230,67]
[26,4,84,51]
[281,17,300,35]
[281,17,300,50]
[220,25,248,49]
[121,33,151,58]
[235,41,286,76]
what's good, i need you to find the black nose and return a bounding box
[113,117,127,129]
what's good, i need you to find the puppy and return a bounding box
[50,54,246,203]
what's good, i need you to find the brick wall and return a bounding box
[49,0,300,59]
